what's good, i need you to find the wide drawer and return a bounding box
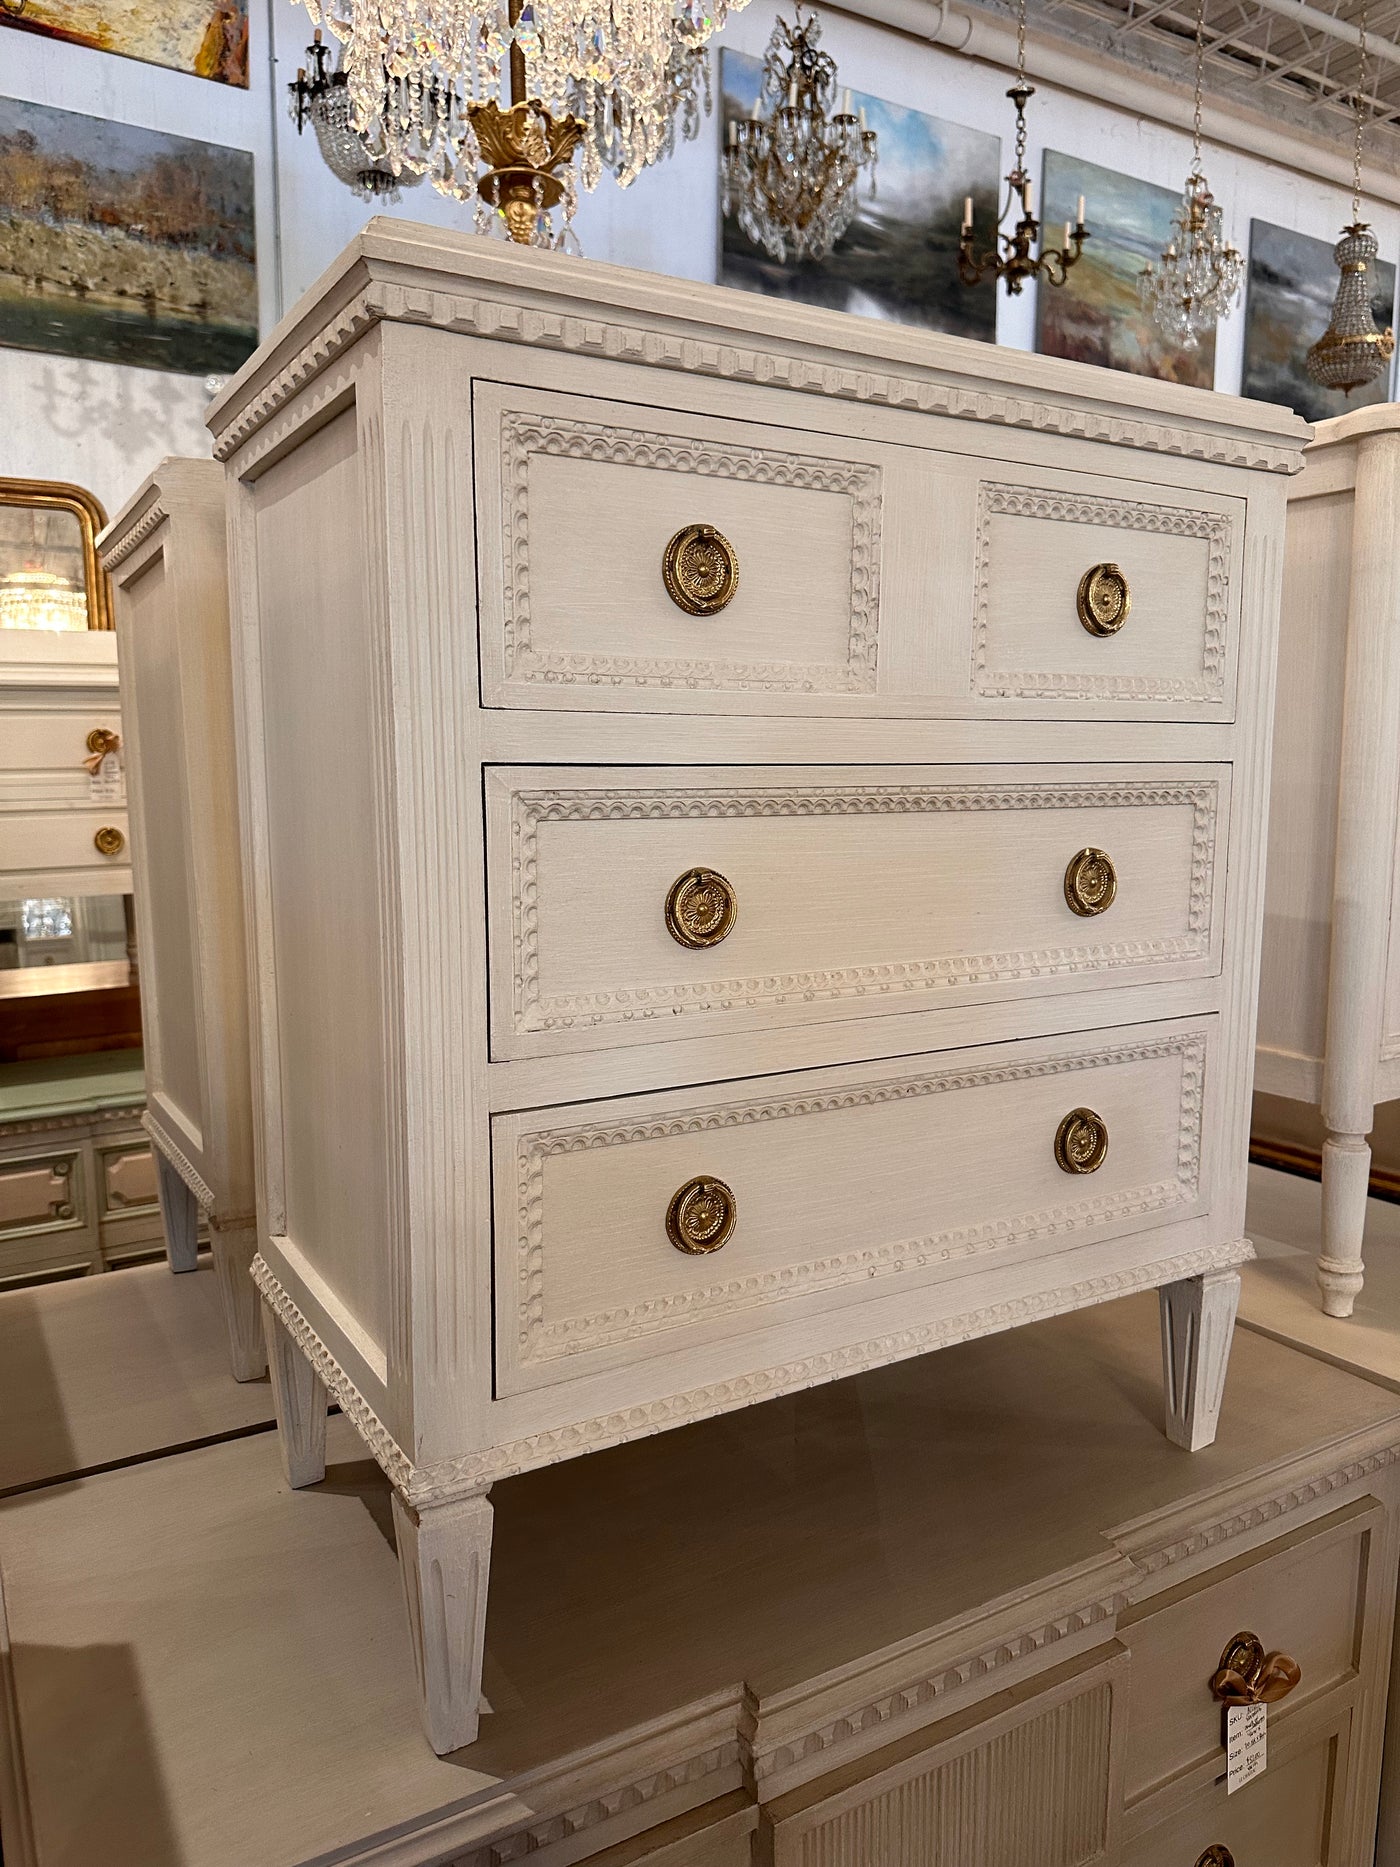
[0,806,130,885]
[485,763,1227,1059]
[1122,1720,1347,1867]
[1120,1500,1377,1804]
[0,706,124,811]
[0,1149,83,1237]
[491,1015,1217,1396]
[473,381,1243,720]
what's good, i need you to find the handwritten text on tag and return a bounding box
[1227,1701,1267,1794]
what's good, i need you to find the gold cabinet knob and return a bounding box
[86,727,121,756]
[1064,847,1117,916]
[662,524,739,616]
[1055,1107,1108,1174]
[665,867,738,948]
[1076,561,1130,636]
[666,1176,737,1255]
[93,825,126,857]
[1195,1851,1234,1867]
[1210,1632,1302,1706]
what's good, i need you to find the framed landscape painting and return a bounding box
[0,98,257,377]
[1242,220,1397,422]
[0,0,249,87]
[1036,150,1215,389]
[719,49,999,343]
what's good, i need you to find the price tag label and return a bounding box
[1226,1701,1267,1794]
[89,751,124,803]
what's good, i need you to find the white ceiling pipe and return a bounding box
[1249,0,1400,70]
[828,0,1400,208]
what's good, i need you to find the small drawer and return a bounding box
[0,1150,83,1236]
[475,381,883,708]
[486,763,1227,1059]
[491,1016,1216,1395]
[0,806,130,884]
[1120,1502,1375,1804]
[1122,1722,1346,1867]
[970,470,1241,713]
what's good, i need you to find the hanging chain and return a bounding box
[1353,1,1368,222]
[1191,0,1205,171]
[1014,0,1029,177]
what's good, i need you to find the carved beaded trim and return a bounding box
[498,409,882,692]
[142,1112,216,1212]
[252,1239,1255,1503]
[509,778,1218,1035]
[98,498,168,571]
[208,280,1305,474]
[510,1031,1206,1364]
[971,483,1233,703]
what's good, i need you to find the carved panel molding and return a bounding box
[972,482,1233,703]
[497,408,882,692]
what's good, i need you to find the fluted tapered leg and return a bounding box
[262,1303,327,1488]
[1160,1269,1240,1452]
[392,1490,493,1755]
[155,1150,199,1273]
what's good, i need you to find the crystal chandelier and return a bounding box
[1137,0,1242,347]
[720,8,877,265]
[303,0,746,210]
[0,565,87,632]
[289,31,425,204]
[957,0,1086,295]
[1306,5,1395,396]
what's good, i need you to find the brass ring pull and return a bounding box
[1209,1631,1302,1706]
[1055,1107,1108,1175]
[85,727,120,756]
[663,524,739,616]
[1064,847,1117,916]
[665,867,737,948]
[1076,562,1130,636]
[93,825,125,857]
[666,1176,737,1255]
[1195,1851,1234,1867]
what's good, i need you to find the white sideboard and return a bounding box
[1256,406,1400,1319]
[0,628,130,898]
[208,220,1308,1753]
[99,462,264,1382]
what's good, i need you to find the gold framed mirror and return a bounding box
[0,478,111,632]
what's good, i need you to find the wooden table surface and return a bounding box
[0,1259,275,1495]
[2,1288,1398,1867]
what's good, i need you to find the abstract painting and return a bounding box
[0,0,248,87]
[719,49,999,343]
[1036,151,1215,390]
[0,98,257,377]
[1242,220,1397,422]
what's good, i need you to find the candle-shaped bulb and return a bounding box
[962,194,973,231]
[1076,193,1085,226]
[1021,177,1033,214]
[728,118,737,146]
[842,87,851,116]
[788,78,797,106]
[858,105,867,129]
[1063,220,1072,249]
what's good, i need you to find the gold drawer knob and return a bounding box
[663,524,739,616]
[93,825,125,857]
[1210,1631,1302,1705]
[1076,561,1130,636]
[666,867,737,948]
[85,727,120,756]
[1195,1851,1234,1867]
[666,1176,736,1255]
[1055,1107,1108,1175]
[1064,847,1117,916]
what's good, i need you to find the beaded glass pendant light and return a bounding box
[288,32,425,204]
[1306,5,1396,396]
[1137,0,1242,347]
[957,0,1087,295]
[720,7,877,265]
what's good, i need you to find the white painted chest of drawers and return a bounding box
[208,221,1309,1754]
[98,462,265,1381]
[0,629,130,898]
